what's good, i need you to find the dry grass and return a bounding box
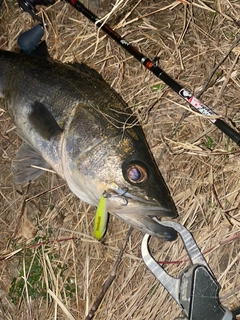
[1,0,240,319]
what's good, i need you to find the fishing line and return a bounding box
[15,0,240,145]
[64,0,240,146]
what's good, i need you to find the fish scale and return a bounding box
[0,48,178,240]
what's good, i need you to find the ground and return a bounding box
[0,0,240,319]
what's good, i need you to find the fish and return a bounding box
[0,47,178,240]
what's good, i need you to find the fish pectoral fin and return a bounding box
[12,143,52,184]
[28,101,63,140]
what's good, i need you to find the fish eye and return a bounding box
[125,163,148,184]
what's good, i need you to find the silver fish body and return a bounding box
[0,49,178,240]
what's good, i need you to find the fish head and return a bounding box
[62,105,178,240]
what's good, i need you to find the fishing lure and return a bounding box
[93,194,109,240]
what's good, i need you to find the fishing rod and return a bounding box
[15,0,240,146]
[65,0,240,146]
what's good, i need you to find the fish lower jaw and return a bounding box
[107,205,175,217]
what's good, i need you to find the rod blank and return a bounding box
[66,0,240,146]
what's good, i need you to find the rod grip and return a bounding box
[17,24,44,53]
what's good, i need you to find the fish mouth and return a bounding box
[106,188,178,240]
[111,208,178,241]
[106,187,177,217]
[111,205,176,216]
